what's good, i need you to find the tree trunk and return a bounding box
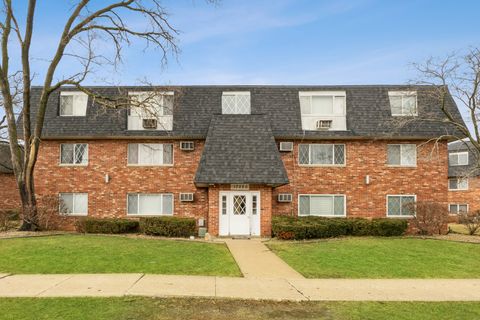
[18,181,39,231]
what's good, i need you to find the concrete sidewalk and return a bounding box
[224,238,304,279]
[1,274,480,301]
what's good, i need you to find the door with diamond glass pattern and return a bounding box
[219,192,260,236]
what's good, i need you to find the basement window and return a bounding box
[59,193,88,216]
[127,193,173,216]
[299,194,346,217]
[387,195,416,217]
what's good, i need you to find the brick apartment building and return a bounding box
[448,140,480,216]
[14,85,463,235]
[0,142,20,211]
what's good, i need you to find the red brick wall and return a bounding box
[273,140,449,218]
[0,172,20,211]
[447,176,480,214]
[34,140,208,229]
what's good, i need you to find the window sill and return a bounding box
[298,164,346,168]
[127,164,174,167]
[126,214,174,217]
[60,213,88,217]
[299,215,346,218]
[386,215,414,219]
[386,165,417,168]
[448,189,469,191]
[59,164,88,167]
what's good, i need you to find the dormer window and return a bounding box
[127,91,173,131]
[299,91,346,131]
[388,91,417,116]
[222,92,250,114]
[449,151,469,166]
[59,92,88,116]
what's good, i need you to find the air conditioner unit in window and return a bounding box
[179,193,194,202]
[277,193,293,203]
[315,119,332,130]
[180,141,194,151]
[279,142,293,152]
[142,118,157,129]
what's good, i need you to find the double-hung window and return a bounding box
[222,92,251,114]
[299,144,345,165]
[449,178,468,190]
[127,143,173,166]
[387,195,416,217]
[127,193,173,216]
[449,152,469,166]
[449,204,468,214]
[59,193,88,216]
[299,91,346,130]
[388,91,417,116]
[387,144,416,166]
[128,92,173,130]
[60,143,88,165]
[299,195,346,217]
[59,92,88,116]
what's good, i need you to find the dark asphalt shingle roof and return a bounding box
[448,140,480,177]
[0,142,13,173]
[194,114,289,186]
[23,85,464,139]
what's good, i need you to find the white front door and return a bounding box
[219,191,260,236]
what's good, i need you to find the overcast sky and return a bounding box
[12,0,479,86]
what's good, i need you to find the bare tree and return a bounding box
[0,0,183,230]
[410,48,480,167]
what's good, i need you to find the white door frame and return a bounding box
[219,191,261,236]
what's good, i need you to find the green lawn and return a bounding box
[0,235,240,276]
[268,237,480,278]
[0,297,479,320]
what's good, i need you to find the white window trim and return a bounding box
[388,91,418,116]
[387,144,417,167]
[448,177,469,191]
[448,203,469,214]
[221,91,251,114]
[298,144,346,167]
[126,143,174,167]
[128,91,174,116]
[126,193,174,216]
[298,91,346,116]
[298,194,347,217]
[59,91,88,117]
[59,193,88,216]
[386,194,416,218]
[59,143,88,166]
[449,151,469,166]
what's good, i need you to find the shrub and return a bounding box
[140,217,196,237]
[459,211,480,235]
[83,218,139,234]
[37,195,62,231]
[410,201,449,235]
[0,209,20,231]
[272,216,408,240]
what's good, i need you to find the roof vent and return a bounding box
[315,120,332,130]
[277,193,293,202]
[279,142,293,152]
[179,193,194,202]
[180,141,194,151]
[142,118,157,129]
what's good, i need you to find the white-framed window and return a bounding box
[299,91,346,131]
[449,152,469,166]
[448,178,468,190]
[127,193,173,216]
[298,194,346,217]
[386,195,416,217]
[127,143,173,166]
[449,204,468,214]
[59,193,88,216]
[298,144,345,165]
[127,91,173,131]
[59,91,88,116]
[222,92,251,114]
[60,143,88,165]
[387,144,416,166]
[388,91,417,116]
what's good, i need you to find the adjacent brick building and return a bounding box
[26,85,463,236]
[447,140,480,217]
[0,142,21,211]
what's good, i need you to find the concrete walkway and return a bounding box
[1,274,480,301]
[224,238,304,279]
